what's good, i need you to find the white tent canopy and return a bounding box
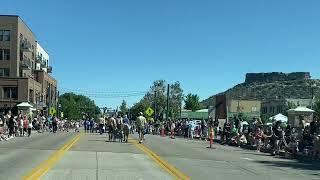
[269,113,288,123]
[16,102,33,108]
[242,121,249,125]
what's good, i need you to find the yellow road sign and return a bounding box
[145,107,154,117]
[49,107,56,116]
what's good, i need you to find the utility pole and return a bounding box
[166,84,170,120]
[179,97,182,120]
[154,90,157,121]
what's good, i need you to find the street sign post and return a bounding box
[49,107,56,116]
[145,107,154,117]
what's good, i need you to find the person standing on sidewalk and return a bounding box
[28,119,33,137]
[0,118,6,141]
[8,116,15,138]
[23,116,29,136]
[136,112,147,143]
[170,120,176,139]
[255,127,264,152]
[52,116,58,133]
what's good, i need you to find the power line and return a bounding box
[59,87,147,94]
[59,87,147,99]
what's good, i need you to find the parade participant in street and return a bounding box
[75,121,80,132]
[116,115,123,130]
[123,115,130,142]
[108,116,116,142]
[90,118,94,133]
[37,115,43,133]
[84,118,90,133]
[136,112,147,143]
[99,117,105,135]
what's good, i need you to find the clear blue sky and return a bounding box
[2,0,320,108]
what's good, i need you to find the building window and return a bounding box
[251,107,257,112]
[3,87,18,99]
[276,105,283,113]
[4,49,10,60]
[0,68,9,77]
[269,106,275,114]
[0,30,11,41]
[0,49,10,60]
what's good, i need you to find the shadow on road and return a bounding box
[255,159,320,171]
[241,152,274,157]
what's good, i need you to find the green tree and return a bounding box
[184,93,201,112]
[59,93,100,120]
[130,99,150,118]
[169,81,183,119]
[314,97,320,122]
[130,80,184,120]
[119,100,128,115]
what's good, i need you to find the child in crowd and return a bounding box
[0,118,7,141]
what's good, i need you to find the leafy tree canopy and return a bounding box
[130,80,183,120]
[184,93,201,112]
[59,93,100,120]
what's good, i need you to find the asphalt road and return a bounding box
[0,131,319,180]
[139,134,320,180]
[0,131,76,180]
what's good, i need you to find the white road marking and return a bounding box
[241,158,254,161]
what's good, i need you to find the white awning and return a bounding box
[287,106,315,113]
[16,102,33,108]
[196,109,208,112]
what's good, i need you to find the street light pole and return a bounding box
[154,90,157,121]
[166,84,170,120]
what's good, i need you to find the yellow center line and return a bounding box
[129,138,190,180]
[22,133,83,180]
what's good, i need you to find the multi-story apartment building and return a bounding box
[0,15,57,115]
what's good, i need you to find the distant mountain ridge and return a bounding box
[201,72,320,107]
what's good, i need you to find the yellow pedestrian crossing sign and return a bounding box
[49,107,56,116]
[145,107,154,117]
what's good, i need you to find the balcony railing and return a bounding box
[20,59,31,69]
[47,66,52,73]
[20,41,32,52]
